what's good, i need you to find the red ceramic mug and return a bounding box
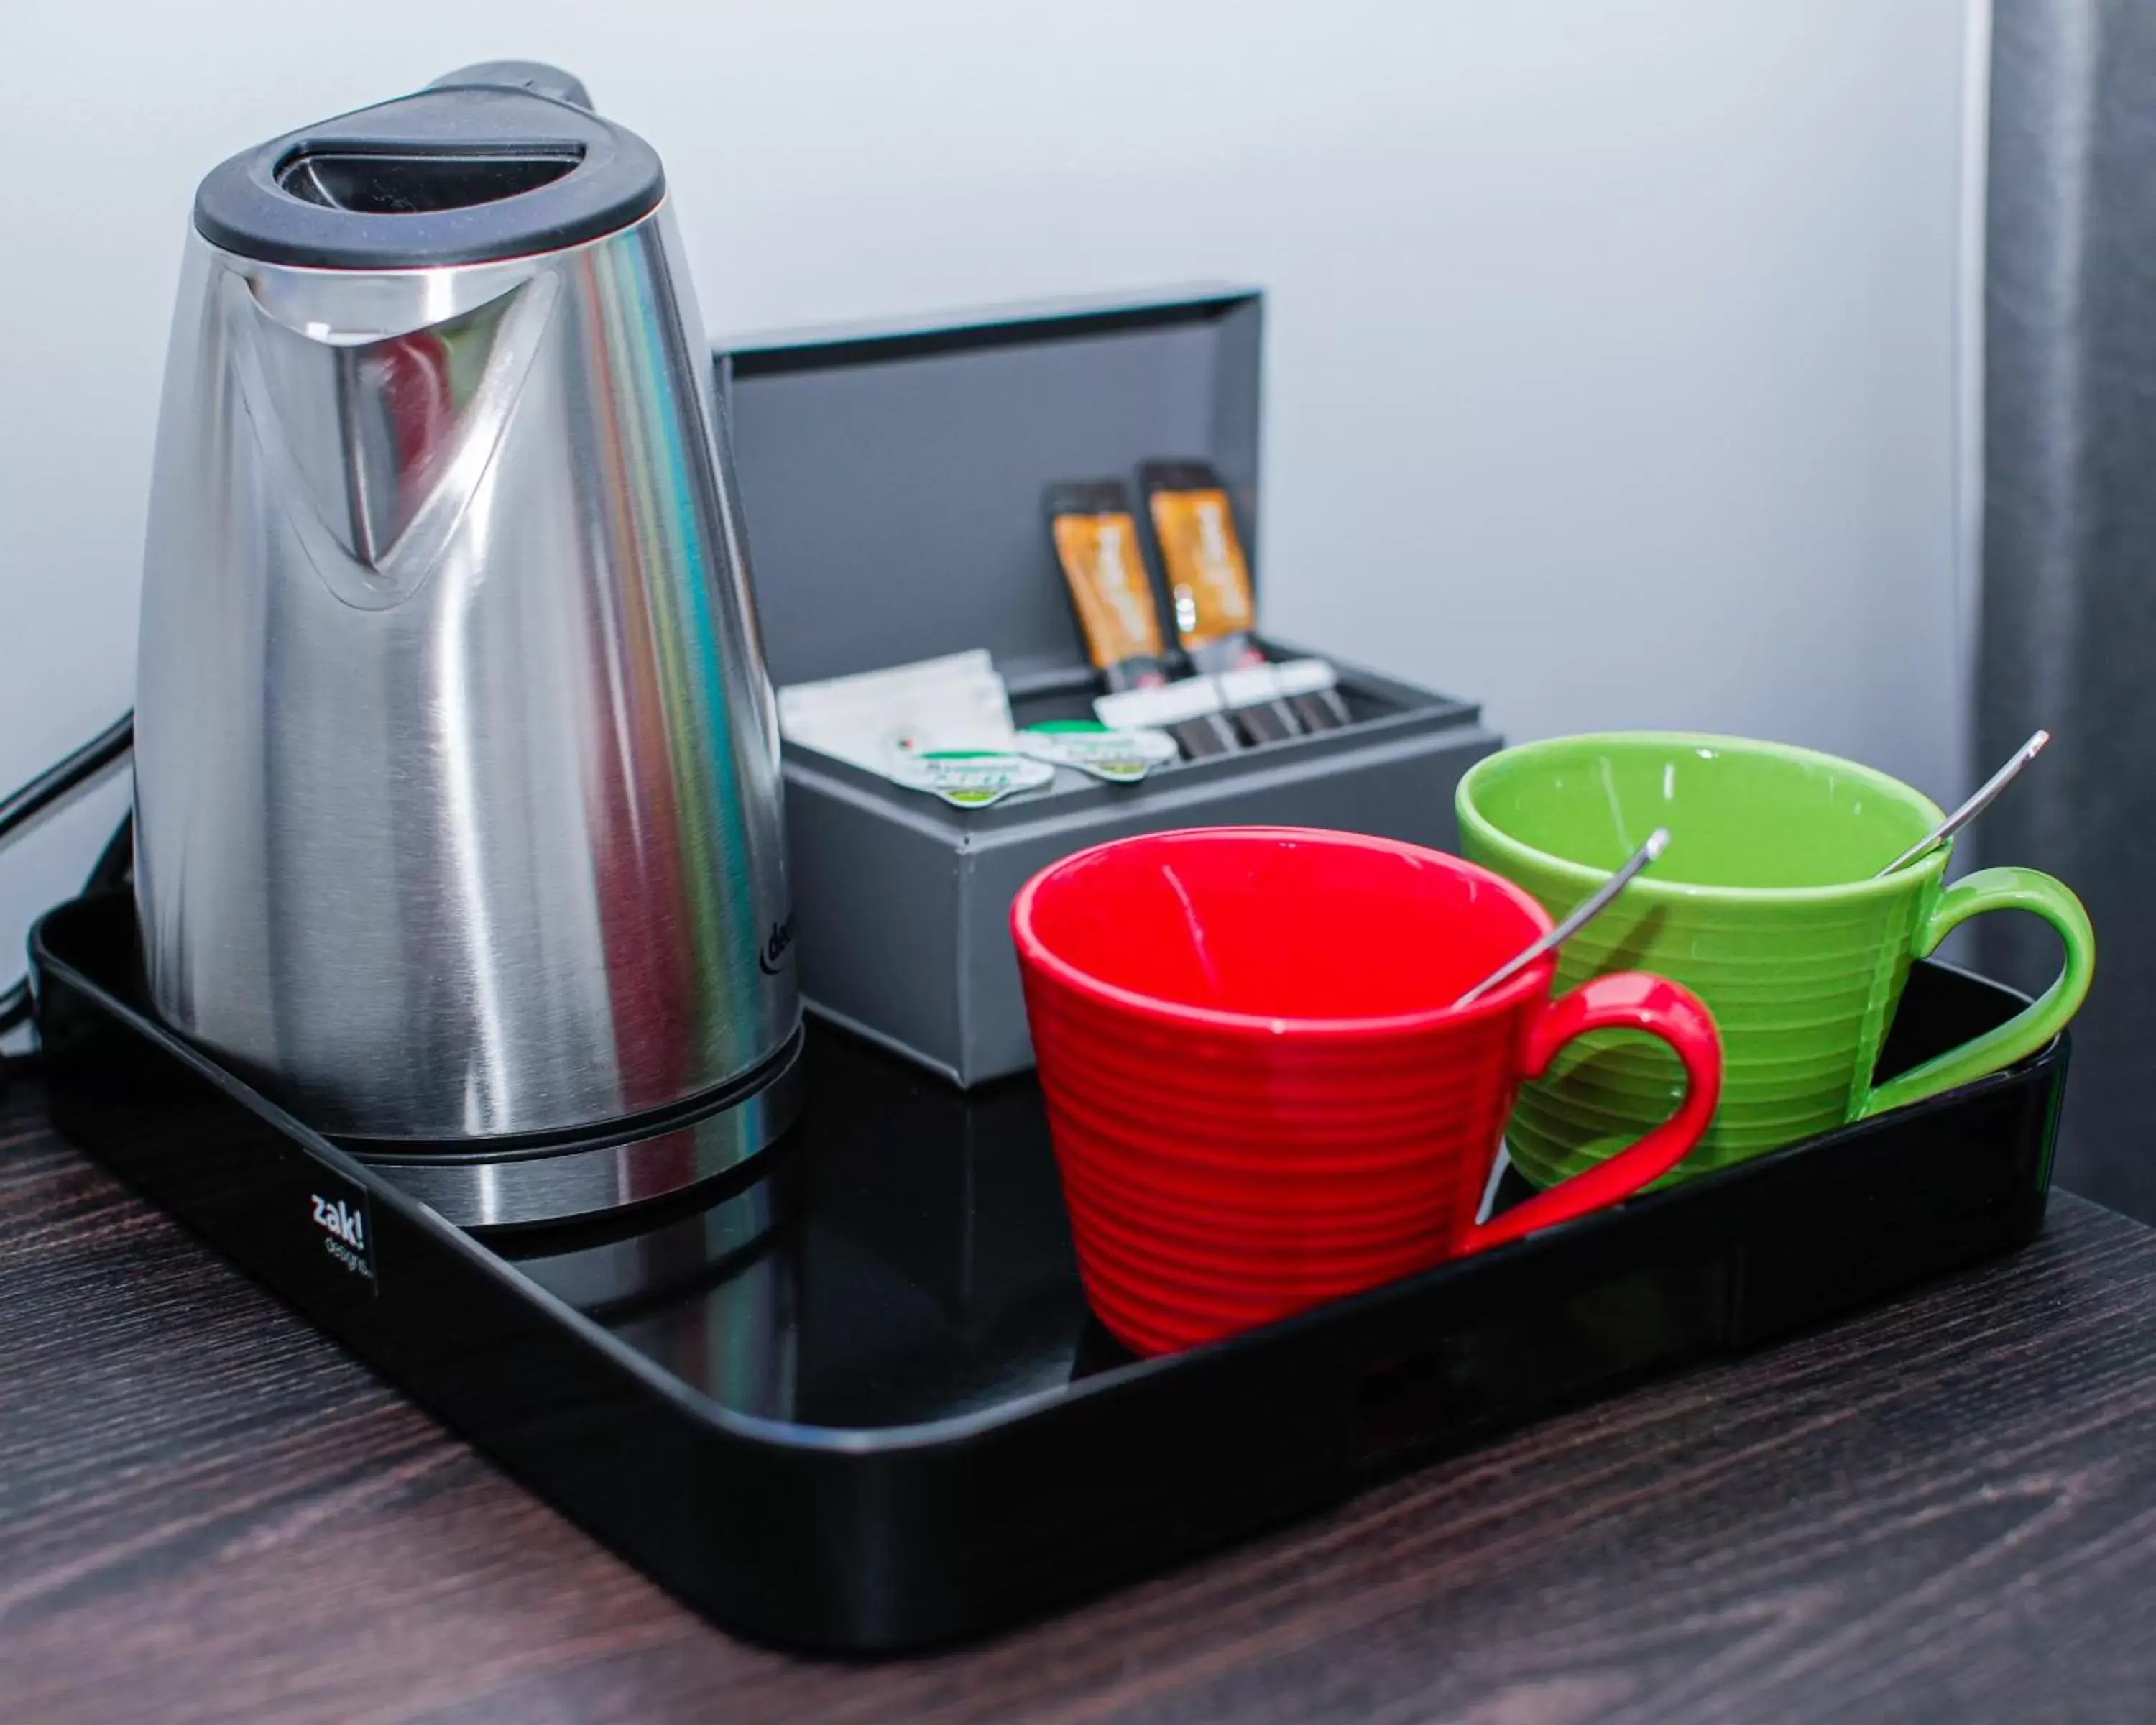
[1010,827,1723,1356]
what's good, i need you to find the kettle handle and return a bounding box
[426,61,594,111]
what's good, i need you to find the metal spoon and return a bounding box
[1455,828,1670,1008]
[1874,729,2050,878]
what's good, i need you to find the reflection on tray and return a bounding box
[499,1023,1097,1427]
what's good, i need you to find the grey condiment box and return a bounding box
[715,287,1502,1087]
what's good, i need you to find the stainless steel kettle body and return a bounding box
[134,69,801,1218]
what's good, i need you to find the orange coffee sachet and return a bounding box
[1141,462,1345,737]
[1141,461,1262,673]
[1045,480,1238,757]
[1045,480,1171,690]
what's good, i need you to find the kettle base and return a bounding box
[343,1027,806,1230]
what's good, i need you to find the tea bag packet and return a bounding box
[780,650,1053,808]
[1141,461,1345,737]
[1047,481,1240,758]
[777,650,1017,776]
[1017,721,1180,784]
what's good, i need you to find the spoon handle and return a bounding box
[1455,828,1669,1008]
[1874,730,2050,878]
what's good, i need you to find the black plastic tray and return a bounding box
[30,893,2068,1653]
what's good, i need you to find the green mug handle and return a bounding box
[1858,865,2095,1118]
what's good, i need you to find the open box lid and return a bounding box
[713,287,1263,691]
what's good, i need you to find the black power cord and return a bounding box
[0,713,135,1037]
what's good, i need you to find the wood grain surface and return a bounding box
[6,1067,2156,1724]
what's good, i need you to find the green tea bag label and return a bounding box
[1018,722,1179,784]
[895,750,1054,809]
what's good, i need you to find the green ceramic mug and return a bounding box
[1456,732,2095,1185]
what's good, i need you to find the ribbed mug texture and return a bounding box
[1494,856,1932,1184]
[1023,957,1531,1353]
[1013,827,1720,1356]
[1457,731,2090,1188]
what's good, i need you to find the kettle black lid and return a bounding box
[193,65,665,270]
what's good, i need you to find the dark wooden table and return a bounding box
[7,1070,2156,1724]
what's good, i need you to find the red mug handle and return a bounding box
[1466,972,1723,1254]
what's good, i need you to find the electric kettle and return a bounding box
[133,64,801,1225]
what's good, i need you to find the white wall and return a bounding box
[0,0,1976,995]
